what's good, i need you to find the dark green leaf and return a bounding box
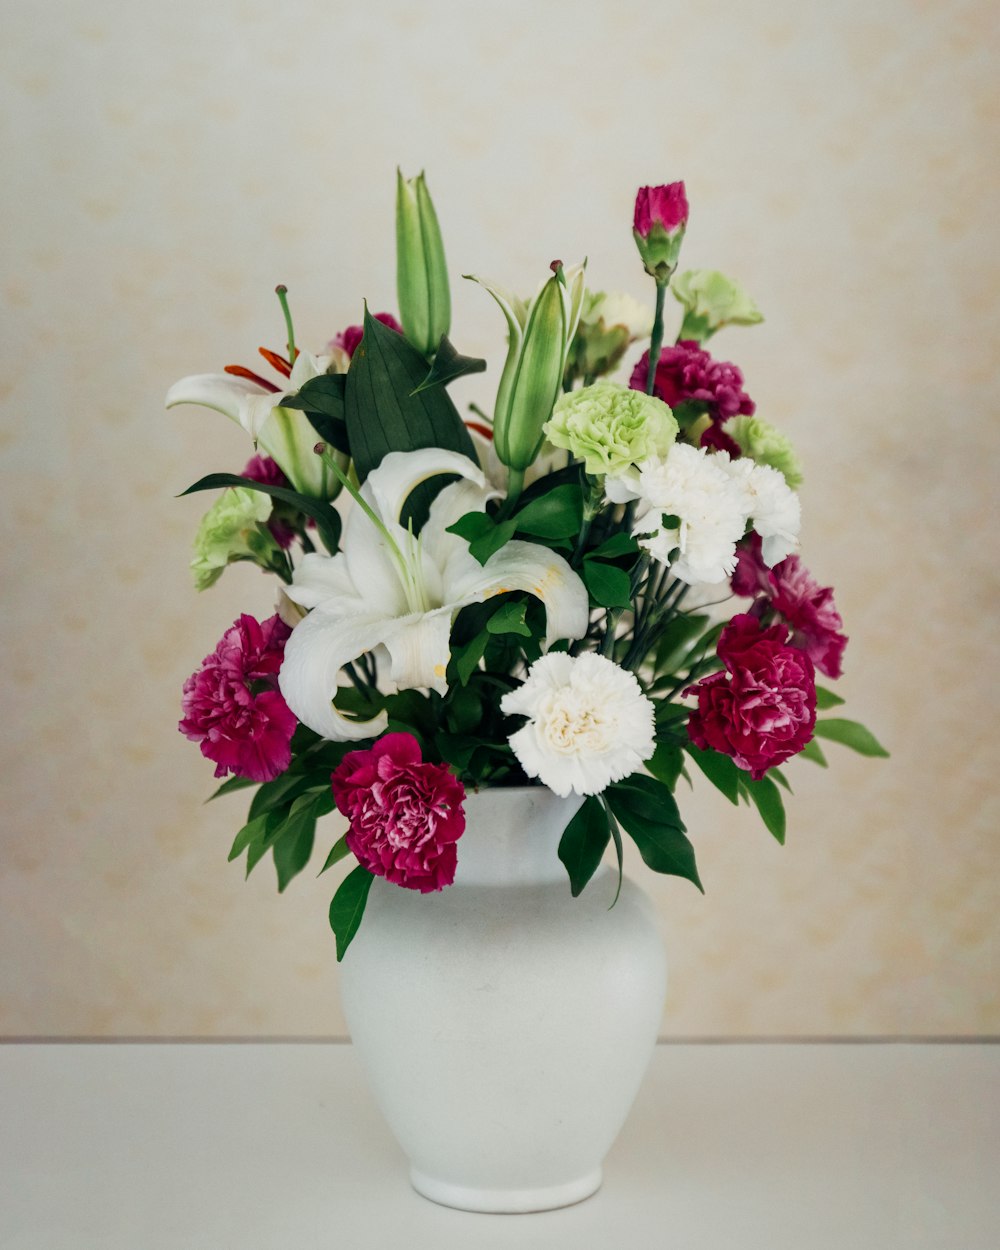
[344,309,477,490]
[513,484,584,539]
[605,803,625,908]
[248,773,324,821]
[646,741,685,790]
[205,776,257,802]
[557,796,610,897]
[739,774,786,844]
[815,685,846,711]
[446,511,517,565]
[813,718,889,757]
[451,630,490,685]
[410,335,487,394]
[582,560,632,610]
[606,780,703,892]
[280,374,350,454]
[318,835,351,876]
[329,865,375,961]
[179,474,342,555]
[798,738,828,767]
[769,766,792,793]
[654,614,710,676]
[228,813,271,862]
[588,532,640,560]
[486,600,531,637]
[273,816,317,892]
[685,744,741,804]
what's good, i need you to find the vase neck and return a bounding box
[455,788,583,887]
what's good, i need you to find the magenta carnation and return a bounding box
[179,614,297,783]
[732,535,848,679]
[686,613,816,779]
[331,312,403,360]
[241,454,296,548]
[633,183,689,238]
[331,733,465,893]
[630,340,755,423]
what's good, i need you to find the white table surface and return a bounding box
[1,1041,997,1249]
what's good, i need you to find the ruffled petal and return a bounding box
[278,609,392,742]
[165,373,266,425]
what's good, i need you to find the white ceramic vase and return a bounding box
[339,786,667,1213]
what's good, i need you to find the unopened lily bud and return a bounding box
[473,261,586,473]
[396,170,451,356]
[633,182,689,282]
[672,269,763,342]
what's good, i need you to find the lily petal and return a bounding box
[165,373,266,425]
[284,552,358,611]
[364,448,486,526]
[381,607,455,695]
[278,608,391,742]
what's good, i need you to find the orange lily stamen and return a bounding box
[258,346,292,377]
[224,364,281,392]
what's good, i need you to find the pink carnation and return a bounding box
[630,340,755,422]
[179,614,297,783]
[633,183,689,238]
[686,614,816,779]
[331,312,402,360]
[331,733,465,893]
[732,534,848,679]
[241,454,295,549]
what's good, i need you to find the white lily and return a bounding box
[165,349,348,498]
[278,449,590,742]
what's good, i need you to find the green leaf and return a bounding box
[273,816,317,892]
[280,374,350,454]
[739,774,786,844]
[646,741,684,790]
[685,744,741,805]
[486,599,531,637]
[318,835,352,876]
[769,766,792,793]
[344,309,476,489]
[605,802,625,908]
[588,532,640,560]
[798,738,828,768]
[653,614,710,676]
[813,718,889,758]
[180,473,342,555]
[557,796,610,897]
[815,685,845,711]
[248,773,324,821]
[205,776,257,802]
[582,560,632,610]
[410,335,487,395]
[329,865,375,961]
[446,511,518,565]
[513,484,584,539]
[228,812,272,862]
[605,777,703,891]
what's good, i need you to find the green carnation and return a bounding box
[191,487,276,591]
[727,415,803,489]
[672,269,763,342]
[545,381,678,477]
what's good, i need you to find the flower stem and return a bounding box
[275,285,297,365]
[645,279,668,396]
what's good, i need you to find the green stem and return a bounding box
[646,280,668,396]
[500,465,525,517]
[275,285,297,364]
[572,476,605,563]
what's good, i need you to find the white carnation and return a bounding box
[717,455,801,566]
[615,442,747,585]
[500,653,656,798]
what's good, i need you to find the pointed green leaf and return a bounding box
[273,816,317,893]
[329,865,375,961]
[318,835,352,876]
[411,336,487,395]
[280,374,350,452]
[685,743,741,804]
[589,532,640,560]
[813,718,889,758]
[582,560,632,610]
[512,484,583,539]
[179,473,342,554]
[646,741,684,790]
[486,599,531,637]
[815,685,846,711]
[798,738,828,767]
[206,776,257,802]
[557,796,610,897]
[228,812,271,862]
[605,777,703,891]
[739,774,786,844]
[605,802,625,908]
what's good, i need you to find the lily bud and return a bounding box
[672,269,763,342]
[396,170,451,357]
[471,260,586,473]
[633,182,689,282]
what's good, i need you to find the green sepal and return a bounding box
[329,865,376,961]
[180,473,342,555]
[557,796,610,897]
[411,336,486,395]
[605,775,703,892]
[812,718,889,758]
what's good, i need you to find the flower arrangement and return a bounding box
[169,175,887,958]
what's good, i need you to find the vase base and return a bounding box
[409,1166,602,1214]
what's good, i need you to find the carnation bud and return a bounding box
[633,182,689,282]
[672,269,763,342]
[396,170,451,357]
[566,290,653,383]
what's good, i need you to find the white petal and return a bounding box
[165,373,267,425]
[365,448,485,527]
[278,609,391,742]
[239,392,282,441]
[258,405,343,497]
[285,552,358,611]
[339,504,412,619]
[446,540,589,647]
[287,350,328,389]
[380,608,455,695]
[420,477,499,575]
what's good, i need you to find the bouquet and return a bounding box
[168,174,886,958]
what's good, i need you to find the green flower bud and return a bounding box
[672,269,763,342]
[472,261,587,475]
[545,381,678,477]
[566,290,652,382]
[727,415,803,488]
[396,170,451,357]
[190,487,277,591]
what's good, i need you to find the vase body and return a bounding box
[339,786,667,1213]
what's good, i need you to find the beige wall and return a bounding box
[1,0,997,1038]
